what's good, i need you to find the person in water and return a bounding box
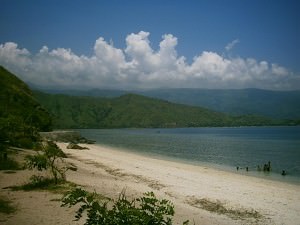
[257,165,261,171]
[263,161,271,172]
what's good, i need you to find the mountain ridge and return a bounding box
[33,87,300,120]
[1,66,298,130]
[0,66,52,148]
[33,90,289,129]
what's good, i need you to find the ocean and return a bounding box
[78,126,300,184]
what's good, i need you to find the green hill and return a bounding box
[0,66,290,132]
[38,88,300,120]
[33,91,111,129]
[0,66,52,148]
[33,91,280,129]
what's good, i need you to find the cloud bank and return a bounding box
[0,31,299,90]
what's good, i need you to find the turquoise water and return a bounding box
[78,127,300,184]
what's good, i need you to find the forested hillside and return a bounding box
[0,66,52,148]
[34,91,279,129]
[38,88,300,120]
[0,66,295,133]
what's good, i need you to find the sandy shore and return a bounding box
[0,149,81,225]
[59,143,300,225]
[1,143,299,225]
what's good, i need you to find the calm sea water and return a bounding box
[78,127,300,184]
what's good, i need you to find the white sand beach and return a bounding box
[59,143,300,225]
[1,143,299,225]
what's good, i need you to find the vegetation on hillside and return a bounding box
[34,91,281,129]
[40,88,300,120]
[0,66,52,149]
[1,66,294,132]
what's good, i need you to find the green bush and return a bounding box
[25,141,68,184]
[62,188,189,225]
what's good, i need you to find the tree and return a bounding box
[25,141,69,184]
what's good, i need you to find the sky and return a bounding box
[0,0,299,90]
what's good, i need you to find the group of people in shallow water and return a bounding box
[257,161,271,172]
[236,161,287,176]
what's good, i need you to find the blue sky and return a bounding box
[0,0,299,90]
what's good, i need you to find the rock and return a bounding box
[39,131,95,144]
[66,143,89,150]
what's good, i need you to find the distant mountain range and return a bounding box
[38,87,300,120]
[1,65,299,145]
[34,91,285,129]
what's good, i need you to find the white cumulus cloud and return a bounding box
[0,31,299,90]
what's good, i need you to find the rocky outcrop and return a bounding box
[66,143,89,150]
[39,131,95,144]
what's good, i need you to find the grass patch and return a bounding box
[10,175,76,194]
[0,197,16,214]
[186,197,263,221]
[0,158,21,170]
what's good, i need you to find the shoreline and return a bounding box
[76,126,300,186]
[93,142,300,186]
[58,142,300,225]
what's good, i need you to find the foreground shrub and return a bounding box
[62,188,189,225]
[25,141,69,184]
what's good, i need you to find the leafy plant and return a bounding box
[25,141,69,184]
[62,188,189,225]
